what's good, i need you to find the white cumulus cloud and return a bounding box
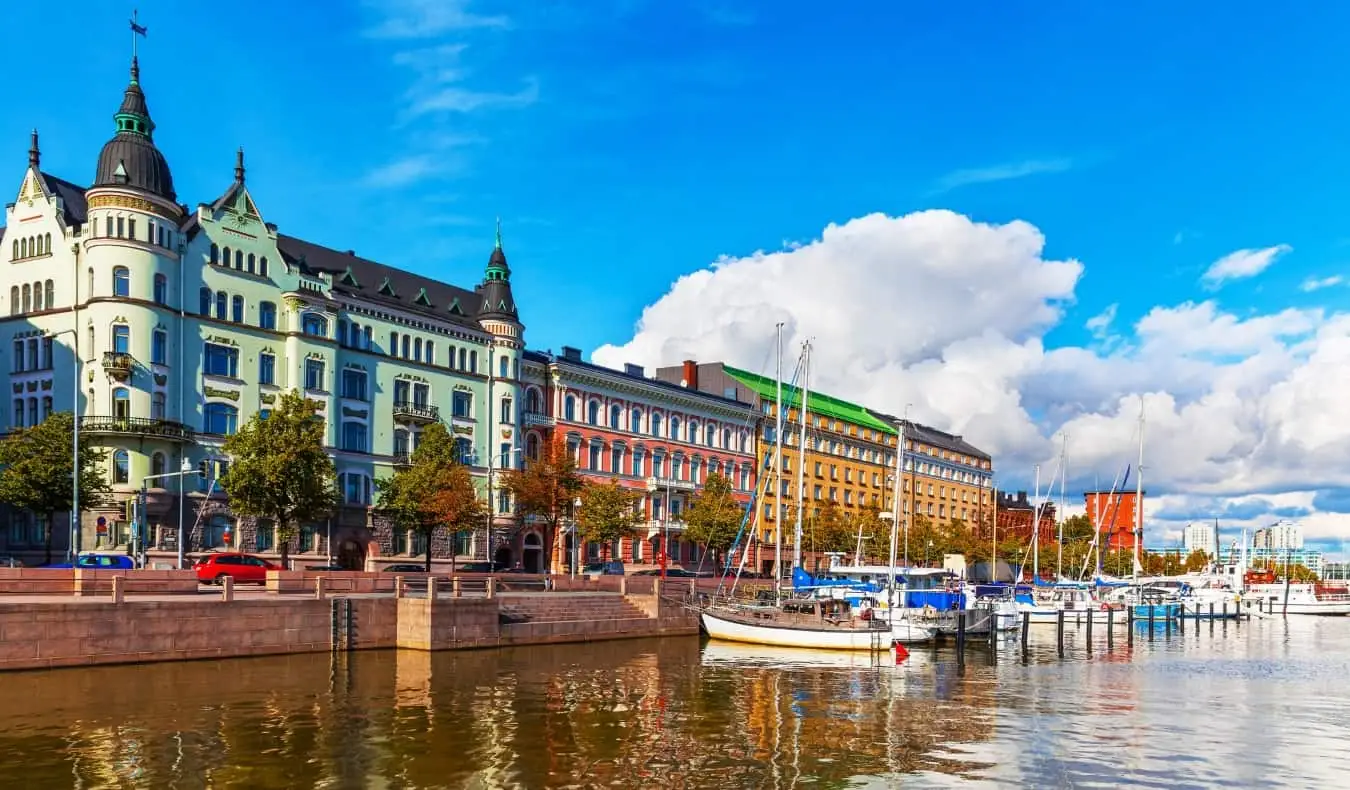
[593,211,1350,555]
[1201,244,1291,288]
[1301,274,1344,292]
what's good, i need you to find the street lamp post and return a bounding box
[47,329,80,564]
[485,446,524,570]
[570,496,582,580]
[140,459,202,568]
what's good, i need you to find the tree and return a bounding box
[683,472,746,568]
[376,422,487,572]
[500,436,584,573]
[856,506,891,564]
[809,500,853,555]
[0,412,110,564]
[576,478,642,561]
[1183,549,1211,573]
[222,390,338,569]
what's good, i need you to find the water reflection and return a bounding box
[1,618,1348,788]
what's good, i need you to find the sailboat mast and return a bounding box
[773,324,784,601]
[792,341,810,571]
[888,418,903,596]
[991,483,998,580]
[1134,400,1145,581]
[1032,464,1041,581]
[1058,434,1067,581]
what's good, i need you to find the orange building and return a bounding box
[1084,490,1143,551]
[994,491,1056,546]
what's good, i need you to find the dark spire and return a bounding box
[478,218,518,322]
[486,217,509,281]
[92,47,176,201]
[234,147,245,184]
[28,129,39,169]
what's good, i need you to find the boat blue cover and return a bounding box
[904,590,963,610]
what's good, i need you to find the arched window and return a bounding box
[246,253,256,274]
[651,412,662,437]
[153,275,166,304]
[564,396,577,422]
[469,350,477,373]
[151,392,166,420]
[689,420,699,443]
[204,402,239,435]
[215,291,227,320]
[670,416,681,440]
[43,233,50,254]
[400,335,410,358]
[151,452,166,478]
[425,340,434,364]
[302,313,328,337]
[21,284,30,313]
[112,266,131,297]
[458,348,466,369]
[414,337,422,361]
[10,240,16,260]
[362,326,371,348]
[199,287,212,315]
[610,404,621,429]
[390,331,399,356]
[526,433,540,460]
[112,388,131,420]
[526,388,541,414]
[231,295,244,323]
[31,281,40,310]
[259,256,269,277]
[222,246,231,267]
[112,450,130,484]
[723,428,731,448]
[20,238,27,258]
[87,267,94,298]
[630,407,642,432]
[587,400,599,425]
[705,424,715,446]
[112,325,130,354]
[740,432,749,452]
[499,355,509,378]
[210,243,219,264]
[8,286,17,316]
[234,250,243,270]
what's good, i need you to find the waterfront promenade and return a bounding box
[0,569,713,672]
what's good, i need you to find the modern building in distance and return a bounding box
[1245,547,1323,577]
[993,491,1056,546]
[519,352,757,573]
[1252,519,1303,550]
[1183,521,1218,557]
[0,50,524,568]
[1084,490,1143,552]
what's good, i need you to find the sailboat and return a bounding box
[699,336,936,649]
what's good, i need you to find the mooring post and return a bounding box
[1021,611,1030,660]
[486,576,496,600]
[1086,608,1094,651]
[452,577,462,599]
[1056,610,1065,657]
[1148,607,1156,641]
[1107,607,1114,648]
[221,575,234,603]
[956,610,967,665]
[1178,606,1185,635]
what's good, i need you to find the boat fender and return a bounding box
[860,607,872,621]
[1100,602,1110,612]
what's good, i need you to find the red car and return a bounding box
[194,553,278,585]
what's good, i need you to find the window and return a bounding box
[632,449,645,477]
[390,332,399,357]
[610,405,621,429]
[587,400,599,425]
[231,295,244,323]
[112,388,131,420]
[670,416,681,440]
[112,325,130,354]
[564,396,576,422]
[259,256,269,277]
[414,337,422,361]
[21,284,30,313]
[631,408,642,432]
[11,340,22,373]
[41,396,52,420]
[342,369,367,400]
[301,313,327,338]
[113,267,130,297]
[424,341,434,364]
[151,330,167,365]
[26,338,36,370]
[651,413,662,436]
[455,437,473,464]
[247,253,256,274]
[452,390,472,418]
[8,286,16,316]
[304,359,326,391]
[210,244,220,264]
[499,356,509,378]
[611,446,623,474]
[500,396,513,424]
[672,456,684,481]
[112,450,130,484]
[393,428,410,458]
[588,444,601,470]
[343,472,372,505]
[151,452,166,478]
[401,335,410,359]
[215,291,227,320]
[204,343,238,378]
[204,403,239,435]
[259,353,275,385]
[234,250,243,270]
[497,488,511,513]
[153,274,167,305]
[44,280,54,310]
[151,392,165,420]
[457,348,466,369]
[740,466,750,490]
[499,442,513,469]
[259,301,276,330]
[11,399,22,428]
[199,287,211,315]
[341,421,368,453]
[127,218,136,240]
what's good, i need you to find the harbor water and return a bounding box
[1,616,1347,788]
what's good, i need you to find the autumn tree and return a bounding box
[856,506,891,563]
[500,435,584,572]
[376,421,487,572]
[576,478,643,562]
[1183,550,1211,573]
[808,500,854,556]
[683,471,747,568]
[0,412,110,564]
[222,390,338,569]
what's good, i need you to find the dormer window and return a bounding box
[301,313,328,338]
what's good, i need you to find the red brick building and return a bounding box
[994,490,1056,546]
[518,349,758,573]
[1084,490,1142,551]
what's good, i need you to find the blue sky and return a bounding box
[10,1,1350,554]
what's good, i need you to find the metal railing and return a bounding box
[393,401,439,422]
[81,416,194,441]
[102,351,134,373]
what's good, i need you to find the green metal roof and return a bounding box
[722,365,896,435]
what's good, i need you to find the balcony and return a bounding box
[646,476,697,493]
[80,416,193,443]
[391,452,412,467]
[522,411,554,428]
[102,351,134,381]
[392,400,439,424]
[644,519,686,535]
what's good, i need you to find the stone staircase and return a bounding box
[498,594,651,625]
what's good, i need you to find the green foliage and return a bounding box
[222,390,338,567]
[683,472,745,562]
[808,500,854,555]
[501,436,585,570]
[0,412,110,563]
[576,478,643,560]
[376,422,486,571]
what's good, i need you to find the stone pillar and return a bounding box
[314,576,326,600]
[221,575,234,602]
[452,577,461,598]
[111,575,124,604]
[486,576,496,600]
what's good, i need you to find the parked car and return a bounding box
[194,553,278,585]
[46,552,138,570]
[582,561,626,576]
[455,561,496,573]
[381,563,428,573]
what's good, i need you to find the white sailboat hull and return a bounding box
[701,610,934,650]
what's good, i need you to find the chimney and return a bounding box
[681,360,698,389]
[1017,491,1028,504]
[560,346,582,362]
[624,363,644,378]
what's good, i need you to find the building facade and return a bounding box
[1253,519,1303,551]
[1084,490,1142,552]
[993,491,1056,546]
[520,351,758,573]
[889,419,994,533]
[1183,521,1217,557]
[0,54,524,568]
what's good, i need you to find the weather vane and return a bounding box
[130,9,147,59]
